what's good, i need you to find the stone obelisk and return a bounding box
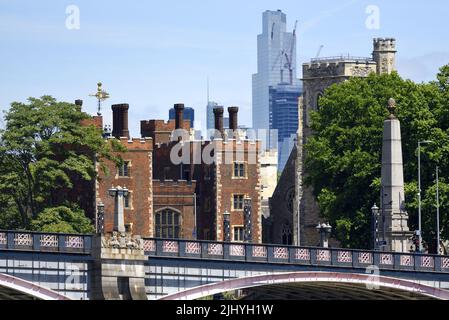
[381,98,412,253]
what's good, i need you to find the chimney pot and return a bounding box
[174,103,185,130]
[75,100,83,108]
[228,106,239,131]
[213,106,224,137]
[112,104,130,139]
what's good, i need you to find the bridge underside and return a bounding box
[0,285,38,300]
[242,282,436,300]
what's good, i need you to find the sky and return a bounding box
[1,0,449,136]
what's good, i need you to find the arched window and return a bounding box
[286,188,295,214]
[155,209,181,239]
[282,223,293,246]
[316,92,324,110]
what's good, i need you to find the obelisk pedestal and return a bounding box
[381,99,413,253]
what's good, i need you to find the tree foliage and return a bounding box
[0,96,123,233]
[305,66,449,250]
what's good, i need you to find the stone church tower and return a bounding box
[373,38,397,75]
[295,38,398,246]
[267,38,398,246]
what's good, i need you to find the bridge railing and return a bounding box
[142,238,449,274]
[0,230,92,255]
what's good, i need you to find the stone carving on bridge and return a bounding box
[101,231,144,250]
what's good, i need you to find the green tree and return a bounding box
[305,67,449,250]
[0,96,123,233]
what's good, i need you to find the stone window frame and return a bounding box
[124,191,133,210]
[117,160,132,178]
[232,225,245,242]
[232,194,245,211]
[232,162,247,179]
[154,207,182,239]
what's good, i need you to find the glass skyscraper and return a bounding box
[269,83,302,171]
[169,107,195,128]
[252,10,299,132]
[206,101,218,131]
[252,10,300,172]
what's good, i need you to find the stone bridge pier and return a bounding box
[91,233,148,300]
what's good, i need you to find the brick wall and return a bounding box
[96,137,153,236]
[153,180,197,239]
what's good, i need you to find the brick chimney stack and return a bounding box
[75,99,83,108]
[213,106,224,137]
[174,103,185,129]
[112,104,130,139]
[228,106,239,131]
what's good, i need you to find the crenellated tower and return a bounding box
[373,38,397,75]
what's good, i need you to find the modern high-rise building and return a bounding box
[206,101,219,131]
[169,106,195,128]
[252,10,299,133]
[270,83,302,171]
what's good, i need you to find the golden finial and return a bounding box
[89,82,110,116]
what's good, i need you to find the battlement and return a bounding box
[107,136,153,150]
[303,57,377,79]
[309,56,374,65]
[373,38,397,52]
[141,119,191,135]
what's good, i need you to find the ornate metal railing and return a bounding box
[0,230,92,254]
[143,238,449,274]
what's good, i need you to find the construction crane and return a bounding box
[284,20,298,85]
[272,49,286,83]
[315,45,324,59]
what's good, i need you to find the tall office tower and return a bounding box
[206,101,219,131]
[252,10,299,136]
[169,106,195,128]
[270,83,302,171]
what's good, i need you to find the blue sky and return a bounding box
[1,0,448,136]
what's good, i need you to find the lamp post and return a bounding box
[223,211,231,242]
[244,198,252,243]
[316,223,332,248]
[108,186,129,233]
[371,203,380,250]
[436,166,441,255]
[418,140,432,252]
[97,201,105,234]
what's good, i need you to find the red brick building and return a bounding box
[82,101,262,243]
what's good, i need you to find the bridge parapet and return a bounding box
[143,238,449,274]
[0,230,92,254]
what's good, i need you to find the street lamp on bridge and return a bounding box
[316,223,332,248]
[223,211,231,242]
[371,203,380,250]
[418,140,433,252]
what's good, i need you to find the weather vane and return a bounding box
[89,82,110,116]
